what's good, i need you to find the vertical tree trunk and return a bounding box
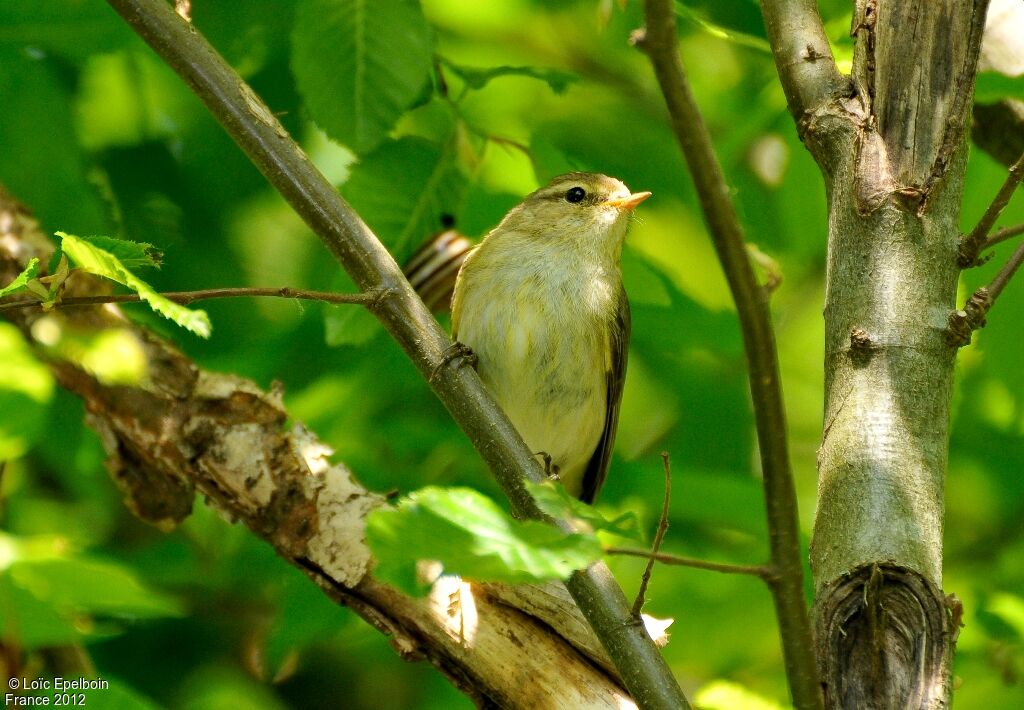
[808,1,989,707]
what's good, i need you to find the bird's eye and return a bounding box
[565,187,587,204]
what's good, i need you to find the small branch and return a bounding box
[757,0,844,123]
[608,548,777,582]
[631,453,673,616]
[947,239,1024,346]
[0,286,382,312]
[983,222,1024,253]
[958,151,1024,266]
[637,3,822,708]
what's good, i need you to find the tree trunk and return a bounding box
[806,1,989,707]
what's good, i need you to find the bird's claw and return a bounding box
[430,341,477,382]
[535,451,560,480]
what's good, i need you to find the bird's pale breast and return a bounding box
[454,245,614,497]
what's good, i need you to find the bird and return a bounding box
[449,172,650,503]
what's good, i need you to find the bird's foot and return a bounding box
[430,341,477,382]
[534,451,560,481]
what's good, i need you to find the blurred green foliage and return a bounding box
[0,0,1022,707]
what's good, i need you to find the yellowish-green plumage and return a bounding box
[451,173,649,502]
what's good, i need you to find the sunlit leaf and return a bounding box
[58,232,211,337]
[0,257,38,297]
[291,0,433,153]
[366,487,603,594]
[75,235,162,270]
[525,480,643,542]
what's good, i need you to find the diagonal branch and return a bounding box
[102,0,688,706]
[636,2,822,708]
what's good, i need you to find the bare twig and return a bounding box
[958,151,1024,266]
[631,453,673,616]
[637,3,822,708]
[0,286,381,312]
[984,222,1024,252]
[609,548,777,583]
[103,1,689,706]
[948,239,1024,346]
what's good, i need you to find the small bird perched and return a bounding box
[451,173,650,503]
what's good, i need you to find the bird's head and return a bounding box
[499,172,651,258]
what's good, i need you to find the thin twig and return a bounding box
[0,286,381,312]
[959,151,1024,266]
[632,452,673,616]
[609,548,777,582]
[982,222,1024,254]
[948,239,1024,346]
[637,3,822,708]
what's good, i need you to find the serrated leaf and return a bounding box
[366,487,602,595]
[58,232,211,338]
[440,59,580,95]
[525,480,643,542]
[291,0,433,153]
[341,136,467,257]
[76,235,162,270]
[0,257,39,297]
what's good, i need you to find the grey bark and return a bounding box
[796,1,990,708]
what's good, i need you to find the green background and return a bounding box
[1,1,1021,707]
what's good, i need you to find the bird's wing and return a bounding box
[579,288,630,504]
[449,245,479,340]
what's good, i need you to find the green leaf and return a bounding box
[342,137,467,257]
[525,480,643,542]
[366,487,603,594]
[0,257,39,297]
[291,0,433,153]
[0,534,182,649]
[75,235,162,270]
[974,72,1024,104]
[58,232,211,338]
[440,59,580,95]
[10,557,183,619]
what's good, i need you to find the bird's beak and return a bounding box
[606,191,652,211]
